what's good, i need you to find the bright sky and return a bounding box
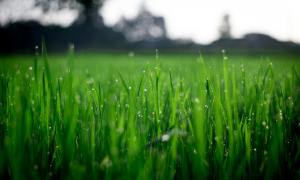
[0,0,78,27]
[1,0,300,44]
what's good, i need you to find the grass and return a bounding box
[0,48,300,179]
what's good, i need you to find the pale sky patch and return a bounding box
[102,0,300,44]
[0,0,78,27]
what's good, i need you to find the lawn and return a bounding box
[0,49,300,179]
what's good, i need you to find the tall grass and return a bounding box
[0,49,300,179]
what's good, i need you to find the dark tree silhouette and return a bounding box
[114,6,167,42]
[35,0,106,25]
[218,14,232,39]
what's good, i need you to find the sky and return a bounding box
[1,0,300,44]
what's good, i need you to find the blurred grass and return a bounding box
[0,51,300,179]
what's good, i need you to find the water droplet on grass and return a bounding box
[86,78,94,85]
[100,156,112,169]
[161,134,170,142]
[128,51,135,58]
[193,149,197,154]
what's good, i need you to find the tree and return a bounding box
[218,14,232,39]
[35,0,106,25]
[114,6,167,42]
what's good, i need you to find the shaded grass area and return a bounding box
[0,50,300,179]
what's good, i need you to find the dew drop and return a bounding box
[161,134,170,142]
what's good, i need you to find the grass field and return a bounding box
[0,48,300,179]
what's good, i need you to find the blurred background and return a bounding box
[0,0,300,54]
